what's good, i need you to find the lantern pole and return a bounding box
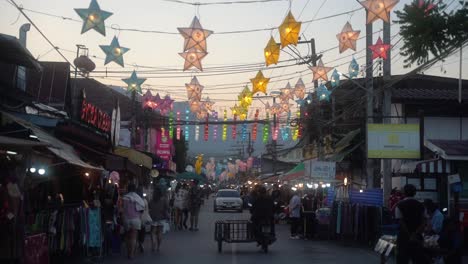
[382,16,392,206]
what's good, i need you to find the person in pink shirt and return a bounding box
[122,183,145,259]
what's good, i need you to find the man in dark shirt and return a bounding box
[251,186,275,244]
[395,184,429,264]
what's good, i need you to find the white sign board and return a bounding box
[307,161,336,180]
[367,124,420,159]
[448,174,461,184]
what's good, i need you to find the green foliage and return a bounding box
[396,0,467,68]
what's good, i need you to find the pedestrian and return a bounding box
[148,185,170,252]
[395,184,430,264]
[424,199,444,235]
[288,190,301,239]
[438,218,463,264]
[136,187,151,253]
[250,186,275,245]
[182,183,190,229]
[173,182,189,230]
[121,183,145,259]
[189,180,202,231]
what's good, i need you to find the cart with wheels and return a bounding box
[214,220,275,253]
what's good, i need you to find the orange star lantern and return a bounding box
[264,37,280,66]
[250,71,270,95]
[360,0,400,24]
[369,37,391,60]
[278,11,302,48]
[336,22,361,53]
[309,59,333,82]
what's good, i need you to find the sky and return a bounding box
[0,0,466,158]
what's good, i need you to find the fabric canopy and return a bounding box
[114,146,153,169]
[3,112,102,170]
[0,135,50,149]
[282,162,305,181]
[176,171,207,183]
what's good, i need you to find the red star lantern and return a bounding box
[369,37,391,60]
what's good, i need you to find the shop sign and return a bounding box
[155,129,172,161]
[305,160,336,180]
[81,99,111,132]
[367,124,420,159]
[448,174,461,184]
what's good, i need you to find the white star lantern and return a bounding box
[360,0,400,24]
[179,48,207,71]
[178,16,213,71]
[186,76,204,101]
[336,22,361,53]
[310,59,333,82]
[294,78,306,99]
[280,82,294,101]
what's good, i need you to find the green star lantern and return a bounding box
[100,36,129,67]
[74,0,113,36]
[122,70,146,94]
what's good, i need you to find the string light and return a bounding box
[195,124,200,141]
[232,114,237,139]
[242,122,247,141]
[213,111,218,141]
[204,113,209,141]
[185,109,190,141]
[262,112,270,143]
[176,111,181,140]
[252,109,259,141]
[222,110,228,141]
[169,111,174,139]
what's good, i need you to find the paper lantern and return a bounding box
[336,22,361,53]
[296,99,305,107]
[250,71,270,95]
[179,48,207,71]
[241,123,247,141]
[278,11,302,48]
[348,57,360,78]
[74,0,113,36]
[222,110,228,141]
[201,97,215,112]
[294,78,306,99]
[270,103,282,115]
[168,112,174,139]
[160,95,174,115]
[360,0,400,24]
[178,16,213,52]
[238,85,253,108]
[196,110,208,120]
[195,125,200,141]
[213,111,218,141]
[100,36,129,67]
[142,90,154,109]
[176,111,181,140]
[264,36,280,66]
[186,76,204,101]
[189,99,201,113]
[185,109,189,141]
[272,119,279,140]
[317,84,331,102]
[204,113,209,141]
[369,37,391,60]
[122,70,145,94]
[305,93,313,105]
[310,59,333,81]
[263,112,270,143]
[280,101,291,113]
[330,69,340,88]
[232,114,237,139]
[280,82,294,101]
[252,109,259,141]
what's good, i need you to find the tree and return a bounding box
[173,129,188,173]
[396,0,468,67]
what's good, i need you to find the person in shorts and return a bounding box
[122,183,145,259]
[149,185,170,252]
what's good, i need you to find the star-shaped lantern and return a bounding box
[250,71,270,95]
[264,37,281,66]
[189,99,201,113]
[142,90,155,109]
[294,78,306,99]
[296,99,305,107]
[74,0,113,36]
[280,101,291,113]
[179,48,207,71]
[349,57,360,78]
[310,59,333,82]
[317,84,331,102]
[360,0,400,24]
[369,37,391,60]
[100,36,129,67]
[186,76,204,101]
[238,86,253,108]
[122,70,146,94]
[160,95,174,114]
[178,16,213,52]
[331,69,340,88]
[278,11,302,48]
[265,102,271,113]
[336,22,361,53]
[270,103,282,115]
[280,82,294,101]
[201,97,215,112]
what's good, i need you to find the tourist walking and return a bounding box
[148,185,170,252]
[288,190,301,239]
[173,182,189,230]
[136,187,151,253]
[395,184,430,264]
[189,180,203,231]
[121,183,145,259]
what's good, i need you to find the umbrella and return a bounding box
[176,171,207,183]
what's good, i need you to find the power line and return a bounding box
[162,0,288,5]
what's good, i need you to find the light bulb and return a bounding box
[265,51,270,57]
[285,27,292,33]
[113,48,121,56]
[38,168,46,175]
[30,167,36,173]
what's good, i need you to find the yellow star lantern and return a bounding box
[250,71,270,95]
[179,48,207,71]
[360,0,400,24]
[231,104,240,115]
[238,85,253,108]
[309,59,333,82]
[264,37,280,66]
[336,22,361,53]
[278,11,302,48]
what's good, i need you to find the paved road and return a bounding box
[103,197,380,264]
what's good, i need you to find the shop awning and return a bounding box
[282,162,305,181]
[2,112,102,170]
[399,158,452,174]
[114,146,153,169]
[425,139,468,161]
[0,135,50,149]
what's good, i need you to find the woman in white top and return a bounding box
[173,182,189,230]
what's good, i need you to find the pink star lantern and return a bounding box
[369,37,391,60]
[142,90,154,108]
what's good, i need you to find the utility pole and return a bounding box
[272,96,277,175]
[365,12,374,188]
[382,18,392,206]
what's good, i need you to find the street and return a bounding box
[103,197,380,264]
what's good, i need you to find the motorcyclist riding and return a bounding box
[250,186,275,247]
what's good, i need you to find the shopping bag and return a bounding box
[162,221,170,234]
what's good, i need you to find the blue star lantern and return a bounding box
[74,0,113,36]
[122,70,146,94]
[100,36,129,67]
[331,69,340,88]
[348,57,360,78]
[296,99,305,107]
[317,84,331,102]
